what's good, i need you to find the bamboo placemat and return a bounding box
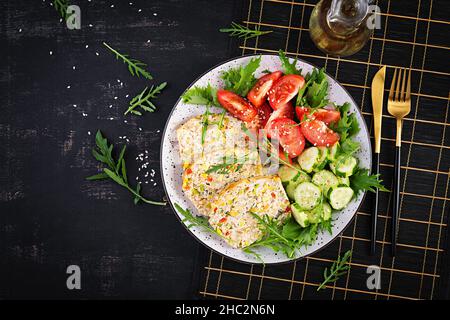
[196,0,450,300]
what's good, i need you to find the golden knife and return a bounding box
[370,66,386,255]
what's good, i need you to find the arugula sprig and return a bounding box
[221,56,261,96]
[317,250,352,291]
[220,22,272,40]
[103,42,153,79]
[278,50,301,75]
[181,84,220,108]
[125,82,167,116]
[350,168,389,194]
[331,102,360,141]
[174,203,218,232]
[205,155,249,175]
[87,131,166,206]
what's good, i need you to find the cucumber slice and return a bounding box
[329,187,354,210]
[307,209,321,224]
[327,142,340,161]
[312,170,339,194]
[298,147,320,173]
[322,202,332,221]
[338,176,350,186]
[285,171,311,200]
[278,165,301,184]
[335,156,358,177]
[294,182,322,210]
[314,147,329,171]
[291,203,309,228]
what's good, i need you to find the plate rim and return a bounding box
[160,53,372,265]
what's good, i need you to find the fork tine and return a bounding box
[406,69,411,100]
[395,68,402,101]
[389,68,397,100]
[400,68,407,101]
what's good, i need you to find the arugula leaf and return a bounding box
[220,22,272,40]
[221,56,261,96]
[338,139,360,157]
[278,50,301,75]
[296,68,328,108]
[350,168,389,194]
[181,84,220,108]
[103,42,153,80]
[174,203,217,232]
[87,130,166,206]
[125,82,167,116]
[317,250,352,291]
[331,102,360,141]
[205,155,249,175]
[282,219,318,247]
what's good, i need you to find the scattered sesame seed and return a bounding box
[138,9,142,12]
[19,28,22,32]
[85,45,89,48]
[67,85,71,89]
[95,52,99,56]
[87,131,91,135]
[72,66,76,70]
[49,51,53,55]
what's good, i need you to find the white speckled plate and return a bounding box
[160,54,371,264]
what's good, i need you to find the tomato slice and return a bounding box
[247,102,273,132]
[216,90,257,122]
[247,71,283,108]
[295,106,341,125]
[270,118,305,158]
[300,119,340,147]
[264,102,294,138]
[268,75,305,110]
[295,106,310,122]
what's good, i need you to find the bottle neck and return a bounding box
[327,0,370,35]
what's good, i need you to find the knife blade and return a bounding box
[370,66,386,255]
[371,66,386,154]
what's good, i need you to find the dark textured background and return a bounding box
[0,0,449,300]
[0,0,239,299]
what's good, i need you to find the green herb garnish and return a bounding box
[220,22,272,40]
[87,130,166,206]
[125,82,166,116]
[350,168,389,194]
[331,102,360,141]
[297,68,329,108]
[278,50,301,75]
[181,84,220,108]
[174,203,217,232]
[205,155,249,175]
[221,56,261,96]
[103,42,153,79]
[317,250,352,291]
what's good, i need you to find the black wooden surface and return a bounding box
[0,0,239,299]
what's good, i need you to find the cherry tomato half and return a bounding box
[217,90,257,122]
[247,71,283,108]
[268,75,305,110]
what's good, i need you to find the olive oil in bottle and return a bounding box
[309,0,373,57]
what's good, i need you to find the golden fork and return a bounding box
[387,67,411,256]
